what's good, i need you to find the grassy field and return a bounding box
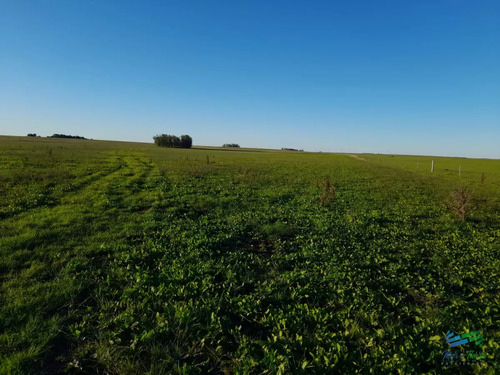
[0,135,498,374]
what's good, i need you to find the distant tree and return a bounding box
[222,143,240,148]
[27,133,37,137]
[154,134,192,148]
[180,135,193,148]
[170,135,181,147]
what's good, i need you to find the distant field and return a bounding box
[0,135,498,374]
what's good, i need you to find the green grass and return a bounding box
[0,135,498,374]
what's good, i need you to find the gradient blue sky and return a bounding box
[1,0,499,157]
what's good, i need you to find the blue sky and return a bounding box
[1,0,499,157]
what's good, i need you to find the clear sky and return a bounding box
[1,0,499,157]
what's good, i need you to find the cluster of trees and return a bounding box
[27,133,39,137]
[48,134,87,139]
[222,143,240,148]
[153,134,192,148]
[281,148,304,152]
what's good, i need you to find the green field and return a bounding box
[0,135,498,374]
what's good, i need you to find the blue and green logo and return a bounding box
[441,329,488,365]
[446,330,484,348]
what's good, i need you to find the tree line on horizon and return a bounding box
[27,133,87,139]
[48,134,87,139]
[153,134,192,148]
